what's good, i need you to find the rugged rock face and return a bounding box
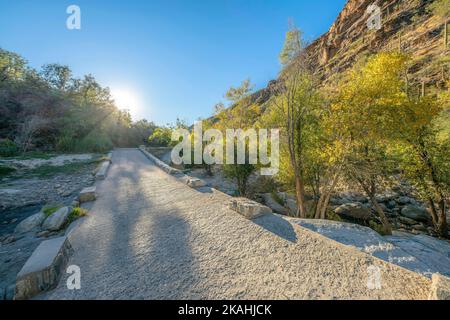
[306,0,447,87]
[250,0,448,106]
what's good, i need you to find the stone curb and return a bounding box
[14,236,73,300]
[138,146,208,190]
[79,186,96,203]
[139,146,182,175]
[95,161,111,180]
[228,197,272,219]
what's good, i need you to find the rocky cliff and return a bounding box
[250,0,448,106]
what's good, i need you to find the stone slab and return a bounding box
[15,236,73,300]
[79,186,96,203]
[95,161,111,180]
[228,198,272,219]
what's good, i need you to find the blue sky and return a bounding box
[0,0,346,125]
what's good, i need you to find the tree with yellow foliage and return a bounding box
[333,51,449,237]
[330,52,413,234]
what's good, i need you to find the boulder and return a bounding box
[14,212,46,234]
[412,224,428,232]
[79,186,96,203]
[399,216,417,226]
[340,192,368,203]
[186,177,206,188]
[400,205,431,223]
[429,274,450,300]
[71,200,80,208]
[277,192,288,202]
[228,198,272,219]
[386,200,397,210]
[261,193,287,215]
[376,192,397,203]
[335,203,372,221]
[286,199,298,215]
[42,207,70,231]
[397,196,413,205]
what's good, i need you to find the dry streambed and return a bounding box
[0,153,106,299]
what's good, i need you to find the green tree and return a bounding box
[271,40,322,217]
[329,53,411,234]
[391,96,449,238]
[215,80,259,196]
[279,20,304,66]
[40,64,73,91]
[0,48,27,82]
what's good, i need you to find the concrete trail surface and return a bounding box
[38,149,431,299]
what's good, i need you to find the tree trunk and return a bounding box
[437,198,449,239]
[315,169,340,219]
[295,175,307,218]
[427,197,439,227]
[320,191,332,220]
[369,195,392,235]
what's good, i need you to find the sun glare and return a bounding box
[111,87,142,118]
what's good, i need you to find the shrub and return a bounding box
[67,207,88,225]
[78,132,113,153]
[0,139,19,157]
[42,204,62,217]
[148,127,172,147]
[223,163,256,197]
[0,165,17,176]
[56,133,77,152]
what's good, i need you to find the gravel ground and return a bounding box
[0,154,93,169]
[38,149,431,300]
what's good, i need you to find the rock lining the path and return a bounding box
[228,198,272,219]
[79,187,96,203]
[15,236,73,300]
[95,161,111,180]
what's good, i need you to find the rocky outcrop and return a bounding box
[305,0,446,87]
[248,0,447,108]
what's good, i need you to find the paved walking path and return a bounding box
[39,149,431,299]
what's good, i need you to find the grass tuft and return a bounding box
[66,207,88,225]
[42,204,62,217]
